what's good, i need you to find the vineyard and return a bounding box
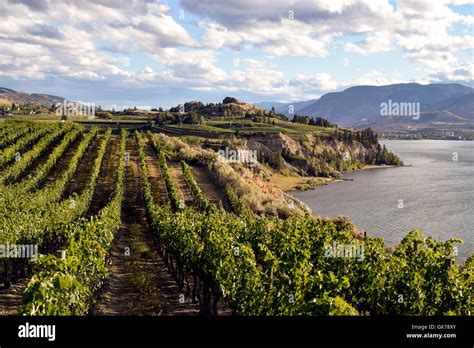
[0,120,472,316]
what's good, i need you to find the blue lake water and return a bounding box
[291,140,474,261]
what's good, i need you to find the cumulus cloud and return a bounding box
[343,32,393,55]
[289,73,339,92]
[152,48,228,82]
[183,0,473,84]
[0,0,472,105]
[348,70,405,87]
[0,0,197,82]
[182,0,394,57]
[392,0,473,82]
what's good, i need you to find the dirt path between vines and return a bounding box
[40,133,83,189]
[0,273,30,315]
[13,130,67,184]
[63,135,100,198]
[0,130,48,170]
[87,137,119,216]
[92,137,199,316]
[190,164,232,211]
[143,138,169,206]
[168,161,196,208]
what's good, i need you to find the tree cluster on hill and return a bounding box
[163,97,288,122]
[223,97,239,104]
[3,102,46,114]
[375,144,403,165]
[95,111,113,119]
[291,114,335,128]
[152,110,205,126]
[330,127,379,146]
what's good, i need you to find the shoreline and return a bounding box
[359,164,397,170]
[282,164,402,193]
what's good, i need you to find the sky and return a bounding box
[0,0,472,109]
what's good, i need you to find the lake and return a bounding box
[291,140,474,261]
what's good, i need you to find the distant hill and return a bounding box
[425,92,474,119]
[0,87,64,107]
[3,83,473,134]
[295,83,473,127]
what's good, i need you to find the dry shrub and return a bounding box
[331,215,364,239]
[153,133,309,217]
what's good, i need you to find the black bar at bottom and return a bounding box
[0,316,471,346]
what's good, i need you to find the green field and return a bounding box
[7,113,339,138]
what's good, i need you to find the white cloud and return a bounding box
[349,70,405,86]
[184,0,472,84]
[198,22,243,50]
[0,0,472,105]
[289,73,339,91]
[343,33,393,55]
[0,0,197,82]
[393,0,474,82]
[152,48,227,83]
[183,0,395,57]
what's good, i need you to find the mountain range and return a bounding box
[2,83,473,134]
[257,83,474,131]
[0,87,64,107]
